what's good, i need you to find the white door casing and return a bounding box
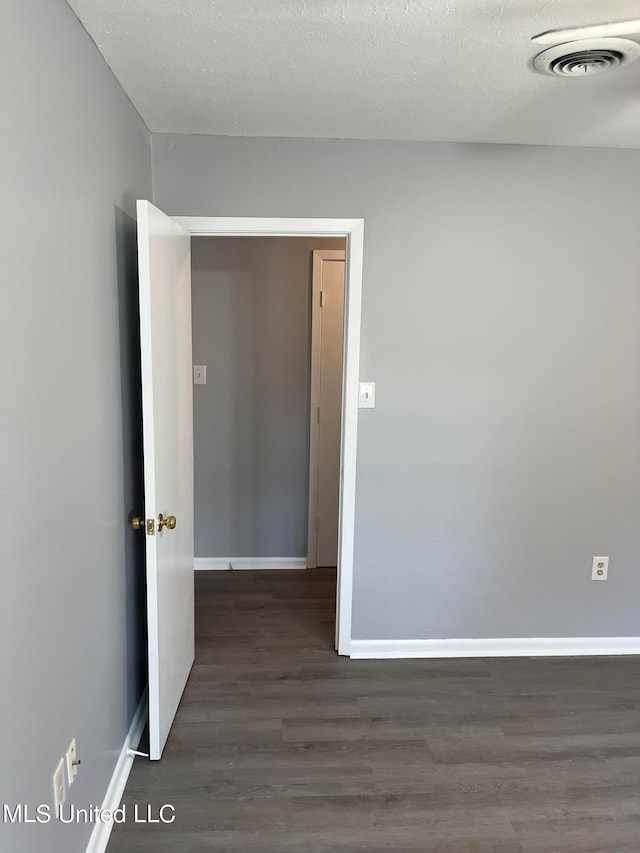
[173,217,363,656]
[137,201,195,759]
[308,251,346,568]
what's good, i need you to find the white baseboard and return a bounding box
[85,688,148,853]
[350,637,640,659]
[195,557,307,571]
[194,557,231,570]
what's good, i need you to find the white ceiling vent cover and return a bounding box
[533,38,640,77]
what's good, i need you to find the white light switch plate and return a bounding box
[193,365,206,385]
[358,382,376,408]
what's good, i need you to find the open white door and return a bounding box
[137,200,194,760]
[308,250,346,568]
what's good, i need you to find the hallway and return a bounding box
[109,570,640,852]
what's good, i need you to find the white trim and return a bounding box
[350,637,640,659]
[194,557,231,570]
[173,216,364,657]
[195,557,307,571]
[85,689,148,853]
[307,249,346,569]
[174,216,361,236]
[232,557,307,571]
[335,222,363,656]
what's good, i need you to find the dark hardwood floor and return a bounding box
[108,569,640,852]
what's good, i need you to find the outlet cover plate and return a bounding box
[66,738,78,785]
[53,758,66,810]
[592,556,609,581]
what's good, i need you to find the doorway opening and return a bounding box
[191,238,345,588]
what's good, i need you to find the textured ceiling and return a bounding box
[67,0,640,148]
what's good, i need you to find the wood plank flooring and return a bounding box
[108,569,640,852]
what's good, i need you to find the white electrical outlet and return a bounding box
[592,556,609,581]
[66,739,78,786]
[53,758,66,810]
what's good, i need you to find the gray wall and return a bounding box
[192,237,344,559]
[154,135,640,640]
[1,1,151,850]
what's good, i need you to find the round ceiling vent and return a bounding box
[533,37,640,77]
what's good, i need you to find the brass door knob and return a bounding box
[131,517,144,531]
[158,514,177,531]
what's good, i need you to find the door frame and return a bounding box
[173,217,364,656]
[307,249,346,570]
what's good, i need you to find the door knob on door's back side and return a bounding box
[157,514,177,531]
[131,517,144,531]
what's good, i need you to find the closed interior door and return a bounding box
[309,251,346,567]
